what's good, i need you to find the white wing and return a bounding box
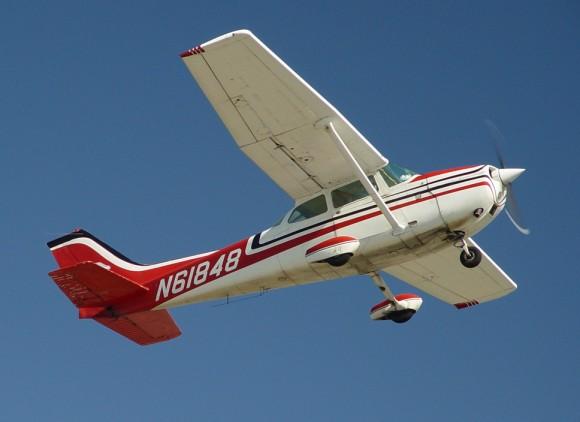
[180,30,388,200]
[383,239,517,308]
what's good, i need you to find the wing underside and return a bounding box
[181,30,388,200]
[383,239,517,308]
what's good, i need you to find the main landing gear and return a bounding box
[368,272,423,323]
[449,231,482,268]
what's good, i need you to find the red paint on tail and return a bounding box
[47,229,183,345]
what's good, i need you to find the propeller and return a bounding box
[485,119,531,235]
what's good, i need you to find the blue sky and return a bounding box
[2,1,579,421]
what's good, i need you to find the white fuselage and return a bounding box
[158,165,505,310]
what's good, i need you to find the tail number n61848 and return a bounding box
[155,248,242,302]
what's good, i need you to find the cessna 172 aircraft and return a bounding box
[47,30,528,345]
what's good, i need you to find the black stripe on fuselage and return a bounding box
[47,229,143,266]
[419,165,485,189]
[251,166,489,250]
[362,165,485,202]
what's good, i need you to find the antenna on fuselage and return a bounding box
[212,288,270,307]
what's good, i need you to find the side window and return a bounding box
[331,177,377,208]
[288,195,328,224]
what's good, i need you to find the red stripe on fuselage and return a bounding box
[410,165,477,182]
[305,236,358,256]
[140,179,493,310]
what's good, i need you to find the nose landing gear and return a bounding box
[460,246,482,268]
[448,231,483,268]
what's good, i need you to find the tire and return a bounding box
[389,309,416,323]
[460,246,482,268]
[324,253,353,267]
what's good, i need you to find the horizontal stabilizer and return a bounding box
[48,262,148,307]
[95,310,181,345]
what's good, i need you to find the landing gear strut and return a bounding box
[450,231,482,268]
[369,271,398,303]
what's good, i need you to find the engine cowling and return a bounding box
[305,236,360,267]
[370,294,423,323]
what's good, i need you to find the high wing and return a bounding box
[180,30,388,200]
[383,239,517,308]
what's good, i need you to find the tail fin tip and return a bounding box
[47,228,142,268]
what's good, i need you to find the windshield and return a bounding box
[271,215,285,227]
[379,163,417,187]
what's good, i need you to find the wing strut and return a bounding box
[369,271,399,302]
[322,121,407,235]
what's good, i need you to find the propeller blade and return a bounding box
[485,119,530,235]
[485,119,506,168]
[505,185,531,235]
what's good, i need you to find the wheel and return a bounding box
[460,246,482,268]
[324,253,353,267]
[389,309,416,323]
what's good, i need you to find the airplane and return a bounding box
[47,30,528,345]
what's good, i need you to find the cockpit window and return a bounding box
[331,176,377,208]
[271,215,285,227]
[288,195,328,224]
[379,163,417,187]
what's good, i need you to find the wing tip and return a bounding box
[179,45,205,58]
[455,300,480,310]
[179,29,255,58]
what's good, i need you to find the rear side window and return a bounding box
[288,195,328,223]
[331,177,377,208]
